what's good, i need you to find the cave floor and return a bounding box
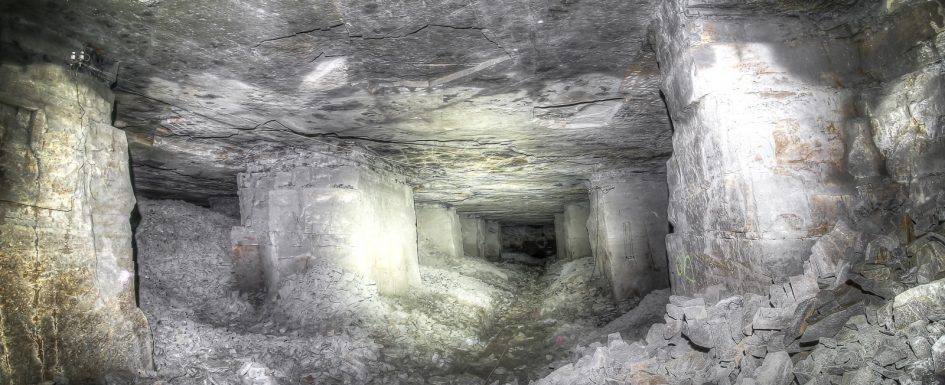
[451,263,567,384]
[142,257,621,385]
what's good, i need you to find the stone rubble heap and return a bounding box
[536,223,945,385]
[136,199,256,324]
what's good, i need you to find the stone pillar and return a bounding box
[416,203,464,266]
[233,156,421,296]
[483,220,503,260]
[587,173,670,300]
[459,213,486,259]
[554,213,566,259]
[0,64,152,384]
[562,202,592,259]
[655,0,856,295]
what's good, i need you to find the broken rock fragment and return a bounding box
[893,278,945,329]
[753,351,793,385]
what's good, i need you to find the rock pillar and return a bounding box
[587,173,670,300]
[562,202,592,260]
[233,154,421,296]
[0,64,152,384]
[416,203,464,266]
[459,213,486,259]
[655,0,862,295]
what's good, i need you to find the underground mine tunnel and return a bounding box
[1,0,945,384]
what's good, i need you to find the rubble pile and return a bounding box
[147,315,380,385]
[539,257,618,321]
[138,199,561,384]
[272,258,384,333]
[136,199,254,324]
[536,223,945,385]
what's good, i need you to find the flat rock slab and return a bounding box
[893,278,945,329]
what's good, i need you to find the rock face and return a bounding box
[588,172,670,299]
[0,64,151,384]
[656,0,945,295]
[231,151,422,295]
[893,278,945,329]
[459,214,487,259]
[417,203,465,266]
[560,203,592,260]
[483,220,503,260]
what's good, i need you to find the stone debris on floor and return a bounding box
[131,199,639,385]
[125,199,945,385]
[535,221,945,385]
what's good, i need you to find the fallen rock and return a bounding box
[839,367,882,385]
[799,302,864,344]
[908,233,945,284]
[933,335,945,373]
[892,278,945,328]
[752,307,794,331]
[753,351,793,385]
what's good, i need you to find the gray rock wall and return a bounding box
[459,214,486,259]
[484,220,503,260]
[655,0,945,296]
[416,203,464,265]
[859,1,945,235]
[562,202,592,260]
[233,153,421,296]
[587,173,670,300]
[554,213,567,258]
[0,64,152,384]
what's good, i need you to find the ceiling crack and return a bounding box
[252,22,346,48]
[533,97,626,109]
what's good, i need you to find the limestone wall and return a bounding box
[587,173,670,300]
[459,214,486,259]
[554,213,566,258]
[0,64,152,384]
[416,203,464,266]
[655,0,945,296]
[483,220,503,260]
[562,203,592,260]
[233,153,421,296]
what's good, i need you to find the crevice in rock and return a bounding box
[252,22,346,48]
[533,97,625,109]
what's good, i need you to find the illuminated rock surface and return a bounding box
[0,64,151,383]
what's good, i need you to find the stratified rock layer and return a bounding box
[0,64,151,384]
[232,150,422,296]
[656,0,945,295]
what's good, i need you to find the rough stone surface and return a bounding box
[483,220,503,260]
[417,203,465,266]
[136,199,253,321]
[0,63,151,384]
[588,172,670,299]
[459,214,486,259]
[753,351,793,385]
[561,202,592,260]
[232,151,421,295]
[893,278,945,329]
[656,0,945,296]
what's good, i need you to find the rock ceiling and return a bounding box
[5,0,672,221]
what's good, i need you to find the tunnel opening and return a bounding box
[499,223,557,262]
